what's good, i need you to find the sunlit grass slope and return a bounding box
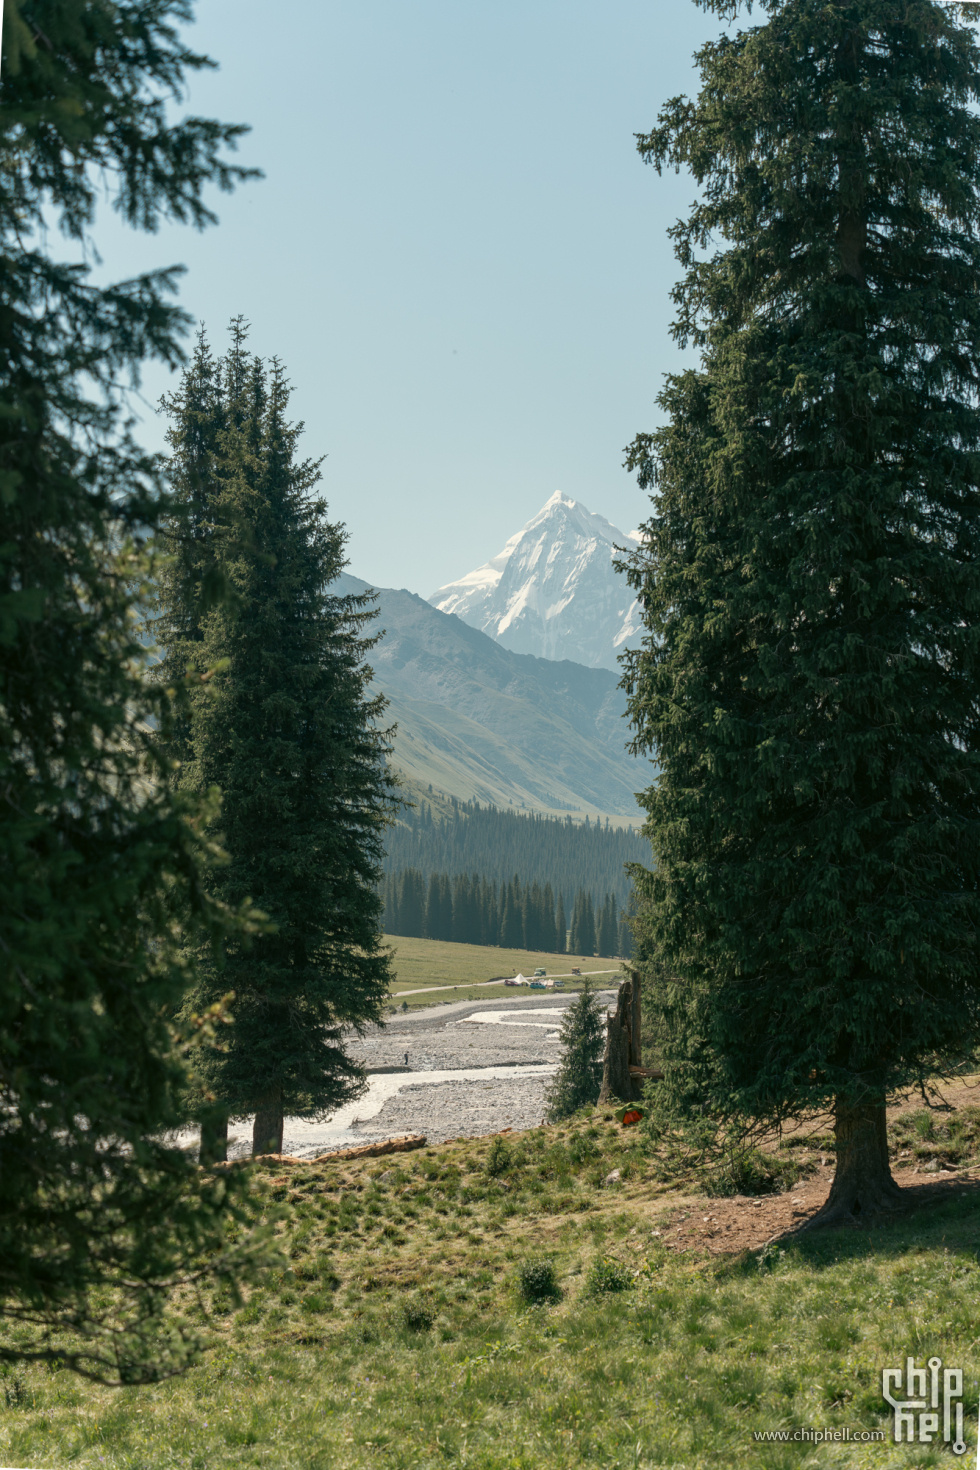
[3,1109,980,1468]
[385,933,621,1010]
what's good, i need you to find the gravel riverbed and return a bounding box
[214,990,618,1159]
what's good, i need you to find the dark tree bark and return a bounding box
[252,1088,284,1156]
[804,1098,902,1228]
[198,1112,228,1166]
[629,970,642,1069]
[599,977,644,1104]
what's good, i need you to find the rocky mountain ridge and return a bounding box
[334,571,644,817]
[428,492,641,672]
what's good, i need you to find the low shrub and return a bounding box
[516,1259,561,1305]
[485,1136,511,1179]
[701,1145,810,1198]
[584,1257,634,1298]
[400,1297,435,1332]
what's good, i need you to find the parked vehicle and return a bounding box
[529,979,546,989]
[504,977,522,986]
[570,967,581,976]
[533,968,547,977]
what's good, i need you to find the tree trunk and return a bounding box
[199,1111,228,1166]
[252,1088,284,1156]
[599,977,644,1104]
[804,1097,902,1228]
[629,970,642,1069]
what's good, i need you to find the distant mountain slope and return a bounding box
[335,572,643,818]
[428,492,641,672]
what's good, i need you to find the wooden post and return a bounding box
[599,975,645,1104]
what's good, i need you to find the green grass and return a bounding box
[384,933,621,1010]
[3,1109,980,1468]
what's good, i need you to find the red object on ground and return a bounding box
[621,1109,643,1128]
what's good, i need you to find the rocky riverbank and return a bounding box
[213,990,618,1159]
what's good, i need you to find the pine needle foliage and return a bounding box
[622,0,980,1213]
[546,981,606,1120]
[157,326,396,1150]
[0,0,263,1380]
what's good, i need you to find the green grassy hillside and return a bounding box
[385,934,621,1010]
[3,1100,979,1467]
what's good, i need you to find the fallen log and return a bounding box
[309,1134,427,1163]
[246,1134,428,1166]
[629,1065,663,1080]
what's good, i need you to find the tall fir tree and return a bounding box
[596,895,619,959]
[154,328,225,769]
[161,334,395,1156]
[556,893,568,953]
[618,910,635,963]
[543,883,559,953]
[500,878,523,948]
[623,0,980,1220]
[545,981,606,1120]
[383,873,400,935]
[398,870,426,938]
[570,890,596,957]
[0,0,262,1378]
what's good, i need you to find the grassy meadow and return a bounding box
[3,1103,980,1468]
[385,934,622,1010]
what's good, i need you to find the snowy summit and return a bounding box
[428,492,641,672]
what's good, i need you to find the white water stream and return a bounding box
[214,1061,557,1160]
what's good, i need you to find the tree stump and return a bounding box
[599,971,644,1104]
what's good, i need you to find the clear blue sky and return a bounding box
[91,1,720,594]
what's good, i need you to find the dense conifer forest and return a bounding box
[382,869,632,958]
[383,799,646,908]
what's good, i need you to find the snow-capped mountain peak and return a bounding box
[428,494,641,672]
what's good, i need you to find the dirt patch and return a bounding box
[648,1162,980,1255]
[636,1078,980,1254]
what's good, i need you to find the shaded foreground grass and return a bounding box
[3,1110,980,1468]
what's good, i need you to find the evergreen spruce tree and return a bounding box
[399,871,426,938]
[619,911,635,963]
[501,878,523,948]
[521,883,535,951]
[624,0,980,1220]
[569,893,583,954]
[162,340,395,1156]
[154,328,226,766]
[570,891,597,956]
[597,895,619,959]
[545,981,606,1120]
[424,873,441,940]
[0,0,262,1377]
[431,874,453,941]
[383,873,399,935]
[543,883,559,953]
[451,874,470,943]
